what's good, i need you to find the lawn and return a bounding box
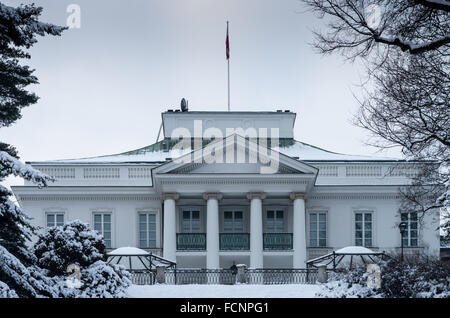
[127,284,320,298]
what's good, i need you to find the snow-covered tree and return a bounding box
[0,3,65,297]
[0,3,65,132]
[34,221,130,298]
[34,220,107,277]
[0,152,59,297]
[78,261,131,298]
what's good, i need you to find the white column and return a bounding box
[204,192,222,270]
[291,193,307,268]
[162,192,179,263]
[248,192,266,269]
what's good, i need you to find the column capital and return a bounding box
[161,192,179,202]
[203,192,223,201]
[289,192,307,201]
[247,192,266,200]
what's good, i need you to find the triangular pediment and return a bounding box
[169,162,305,174]
[153,134,318,176]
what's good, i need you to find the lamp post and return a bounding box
[399,222,408,261]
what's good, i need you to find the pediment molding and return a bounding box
[154,134,318,176]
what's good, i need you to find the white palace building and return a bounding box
[12,109,440,269]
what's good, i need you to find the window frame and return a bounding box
[45,211,65,228]
[138,211,158,249]
[180,207,203,233]
[222,209,245,233]
[92,211,113,248]
[353,210,374,247]
[308,211,328,247]
[264,208,286,233]
[401,212,419,247]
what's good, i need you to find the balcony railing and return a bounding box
[176,233,206,250]
[263,233,293,250]
[220,233,250,250]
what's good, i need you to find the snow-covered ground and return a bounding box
[127,284,320,298]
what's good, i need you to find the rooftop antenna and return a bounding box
[181,98,189,112]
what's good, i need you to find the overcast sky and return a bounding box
[2,0,403,187]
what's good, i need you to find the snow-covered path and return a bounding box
[127,284,320,298]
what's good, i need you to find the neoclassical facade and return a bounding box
[12,110,440,269]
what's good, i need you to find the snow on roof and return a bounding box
[334,246,378,254]
[31,140,401,165]
[107,247,150,256]
[275,141,400,162]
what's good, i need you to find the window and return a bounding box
[46,213,64,228]
[266,210,284,233]
[309,212,327,247]
[182,210,201,233]
[401,212,418,247]
[139,212,157,249]
[355,211,373,247]
[223,210,244,232]
[93,213,112,248]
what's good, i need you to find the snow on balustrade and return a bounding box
[38,167,75,179]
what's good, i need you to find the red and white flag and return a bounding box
[226,22,230,60]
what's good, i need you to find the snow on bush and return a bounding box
[379,255,450,298]
[33,220,131,298]
[77,261,131,298]
[317,255,450,298]
[316,268,380,298]
[34,220,107,276]
[0,281,18,298]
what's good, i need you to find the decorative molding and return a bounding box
[160,192,180,202]
[317,165,338,177]
[83,167,120,179]
[289,192,307,201]
[308,193,401,200]
[203,192,223,201]
[39,167,75,179]
[128,167,152,179]
[170,163,303,175]
[387,164,419,177]
[17,195,160,201]
[170,163,203,174]
[346,165,382,177]
[160,179,310,185]
[246,192,266,200]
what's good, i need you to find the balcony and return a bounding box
[263,233,293,250]
[176,233,206,250]
[220,233,250,250]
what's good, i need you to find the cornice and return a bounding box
[308,193,401,200]
[159,179,310,185]
[17,195,160,201]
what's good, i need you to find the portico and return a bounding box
[161,190,307,269]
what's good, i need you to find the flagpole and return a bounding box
[228,53,230,111]
[227,21,230,111]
